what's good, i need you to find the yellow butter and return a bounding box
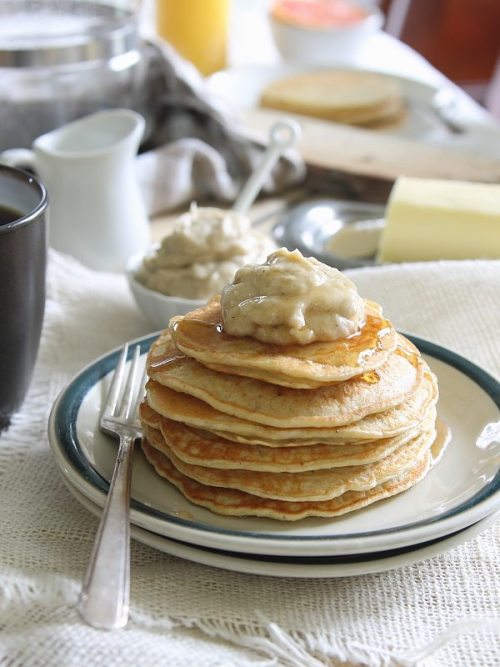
[377,177,500,262]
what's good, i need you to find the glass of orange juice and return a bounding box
[155,0,230,76]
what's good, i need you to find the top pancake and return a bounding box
[170,298,397,388]
[147,331,422,429]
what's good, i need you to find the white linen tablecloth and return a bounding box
[0,250,498,667]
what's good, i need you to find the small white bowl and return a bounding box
[269,0,384,63]
[126,253,205,331]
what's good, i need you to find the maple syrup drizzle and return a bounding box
[359,370,380,384]
[394,342,420,369]
[149,346,186,371]
[172,317,227,340]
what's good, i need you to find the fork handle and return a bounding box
[78,434,136,630]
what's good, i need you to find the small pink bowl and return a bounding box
[270,0,384,63]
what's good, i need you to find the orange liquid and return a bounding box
[156,0,229,76]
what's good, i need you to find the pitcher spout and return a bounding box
[35,109,146,157]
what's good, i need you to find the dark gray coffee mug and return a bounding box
[0,165,48,430]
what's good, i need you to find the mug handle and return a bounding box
[0,149,37,171]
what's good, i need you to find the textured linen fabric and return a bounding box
[135,40,306,215]
[0,250,498,667]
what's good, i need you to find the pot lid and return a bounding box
[0,0,138,67]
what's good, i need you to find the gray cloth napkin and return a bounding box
[136,40,306,215]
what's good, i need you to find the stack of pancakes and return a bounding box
[260,69,407,128]
[139,296,439,521]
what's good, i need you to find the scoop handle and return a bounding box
[233,119,301,216]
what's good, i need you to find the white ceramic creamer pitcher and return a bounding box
[0,109,150,271]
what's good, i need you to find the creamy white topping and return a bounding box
[221,248,366,345]
[136,203,276,300]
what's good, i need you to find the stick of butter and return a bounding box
[377,177,500,262]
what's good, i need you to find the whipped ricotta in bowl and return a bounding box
[136,203,276,300]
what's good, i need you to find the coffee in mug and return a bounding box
[0,204,24,225]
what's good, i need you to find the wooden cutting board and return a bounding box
[244,108,500,201]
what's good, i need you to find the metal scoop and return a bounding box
[233,118,301,215]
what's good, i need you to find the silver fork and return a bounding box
[78,343,146,630]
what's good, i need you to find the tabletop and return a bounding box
[1,3,499,667]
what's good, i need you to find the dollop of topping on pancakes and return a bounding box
[136,203,275,299]
[221,248,365,345]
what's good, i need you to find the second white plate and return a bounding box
[63,475,499,579]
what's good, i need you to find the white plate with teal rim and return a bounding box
[48,333,500,558]
[62,475,499,578]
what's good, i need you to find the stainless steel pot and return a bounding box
[0,0,149,150]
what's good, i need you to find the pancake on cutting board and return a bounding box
[259,69,407,127]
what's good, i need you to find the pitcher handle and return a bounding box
[0,149,36,171]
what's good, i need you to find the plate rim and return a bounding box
[48,332,500,556]
[206,62,439,111]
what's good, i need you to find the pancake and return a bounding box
[259,69,406,127]
[140,401,436,471]
[140,246,443,521]
[358,102,408,130]
[170,298,398,388]
[144,424,435,502]
[148,332,421,428]
[141,437,431,521]
[145,368,438,444]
